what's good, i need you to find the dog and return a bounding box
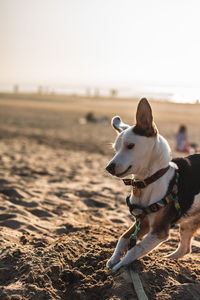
[106,98,200,273]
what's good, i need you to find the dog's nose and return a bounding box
[106,162,116,175]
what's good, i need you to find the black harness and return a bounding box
[124,169,182,249]
[125,169,181,221]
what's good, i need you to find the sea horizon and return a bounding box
[0,82,200,104]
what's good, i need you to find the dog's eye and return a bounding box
[127,143,135,150]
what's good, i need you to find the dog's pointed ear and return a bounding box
[135,98,157,136]
[112,116,129,133]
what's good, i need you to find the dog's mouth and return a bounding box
[116,165,132,177]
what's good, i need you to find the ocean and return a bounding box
[0,83,200,104]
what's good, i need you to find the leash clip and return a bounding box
[129,219,141,249]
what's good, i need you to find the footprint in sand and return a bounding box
[0,187,38,208]
[110,218,125,224]
[9,198,38,208]
[84,198,110,208]
[28,209,52,218]
[0,219,23,229]
[0,214,16,221]
[0,179,10,185]
[0,188,23,199]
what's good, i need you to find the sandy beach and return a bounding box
[0,93,200,299]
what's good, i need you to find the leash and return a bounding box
[129,267,148,300]
[129,219,141,249]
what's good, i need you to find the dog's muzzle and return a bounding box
[106,162,116,175]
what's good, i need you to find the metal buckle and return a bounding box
[133,179,147,187]
[131,208,143,217]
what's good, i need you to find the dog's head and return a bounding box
[106,98,159,178]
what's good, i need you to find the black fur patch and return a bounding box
[172,154,200,215]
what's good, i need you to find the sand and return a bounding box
[0,93,199,300]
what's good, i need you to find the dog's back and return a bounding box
[172,154,200,215]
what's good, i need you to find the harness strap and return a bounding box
[126,170,181,218]
[127,170,181,249]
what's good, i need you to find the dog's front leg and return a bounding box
[107,217,149,268]
[106,236,130,268]
[111,231,168,272]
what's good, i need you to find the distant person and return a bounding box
[86,112,96,122]
[175,125,196,154]
[85,112,108,123]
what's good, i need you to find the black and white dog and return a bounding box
[106,98,200,273]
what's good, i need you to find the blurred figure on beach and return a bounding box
[175,125,197,154]
[79,112,109,125]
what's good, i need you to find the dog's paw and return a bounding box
[106,256,120,269]
[111,261,123,273]
[165,246,190,259]
[165,252,179,259]
[165,249,186,259]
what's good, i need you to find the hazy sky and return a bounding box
[1,0,200,89]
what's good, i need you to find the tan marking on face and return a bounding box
[121,216,149,239]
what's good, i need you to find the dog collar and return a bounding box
[123,166,170,197]
[126,170,181,218]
